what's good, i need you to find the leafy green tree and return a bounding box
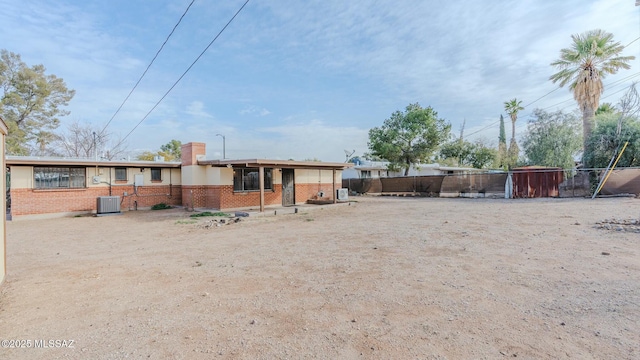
[583,112,640,168]
[498,114,508,169]
[160,139,182,159]
[439,138,497,169]
[504,98,524,169]
[521,109,582,169]
[550,29,634,152]
[470,142,498,169]
[0,50,75,155]
[368,103,451,175]
[137,140,182,161]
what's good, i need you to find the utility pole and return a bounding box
[92,131,97,161]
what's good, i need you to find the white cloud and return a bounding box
[185,101,214,118]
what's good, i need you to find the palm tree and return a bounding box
[504,98,524,141]
[504,98,524,168]
[549,29,634,151]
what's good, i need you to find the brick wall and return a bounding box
[220,186,282,209]
[295,182,339,203]
[182,185,283,210]
[11,185,182,216]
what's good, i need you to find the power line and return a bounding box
[114,0,251,149]
[516,36,640,111]
[99,0,196,137]
[469,73,640,138]
[513,74,640,133]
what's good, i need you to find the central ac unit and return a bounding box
[97,196,121,214]
[337,188,349,201]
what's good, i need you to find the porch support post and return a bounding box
[332,168,337,204]
[259,166,265,212]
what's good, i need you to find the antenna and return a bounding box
[344,149,355,162]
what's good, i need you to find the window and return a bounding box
[115,167,127,181]
[34,167,85,189]
[360,170,371,178]
[151,168,162,181]
[233,168,272,191]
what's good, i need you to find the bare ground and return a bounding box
[0,196,639,359]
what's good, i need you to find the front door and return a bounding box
[282,169,295,206]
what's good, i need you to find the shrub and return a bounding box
[190,211,230,218]
[151,203,172,210]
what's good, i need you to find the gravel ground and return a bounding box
[0,196,639,359]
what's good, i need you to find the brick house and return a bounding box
[181,142,350,212]
[5,142,351,218]
[6,157,182,218]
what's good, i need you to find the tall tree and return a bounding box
[498,114,507,169]
[584,84,640,168]
[55,120,127,160]
[137,139,182,161]
[583,113,640,168]
[0,50,75,155]
[504,98,524,169]
[368,103,451,175]
[160,139,182,159]
[549,29,634,152]
[521,109,582,169]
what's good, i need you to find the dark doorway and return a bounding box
[282,169,295,206]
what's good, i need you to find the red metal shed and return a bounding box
[512,166,564,198]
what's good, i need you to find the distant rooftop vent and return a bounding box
[153,155,164,162]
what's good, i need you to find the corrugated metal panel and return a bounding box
[512,168,564,198]
[97,196,120,214]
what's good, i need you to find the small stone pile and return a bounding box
[201,217,242,229]
[594,218,640,233]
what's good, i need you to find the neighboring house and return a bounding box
[181,142,351,212]
[343,160,481,179]
[4,142,352,218]
[342,161,389,179]
[6,157,182,218]
[0,117,7,286]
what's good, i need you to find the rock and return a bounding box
[601,252,610,256]
[235,211,250,217]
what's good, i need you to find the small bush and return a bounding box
[190,211,230,218]
[151,203,172,210]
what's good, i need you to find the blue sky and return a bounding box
[1,0,639,161]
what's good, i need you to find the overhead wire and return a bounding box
[113,0,251,149]
[99,0,196,137]
[469,36,640,138]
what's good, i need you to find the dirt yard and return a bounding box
[0,196,639,359]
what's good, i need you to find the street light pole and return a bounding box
[216,134,226,159]
[92,131,97,161]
